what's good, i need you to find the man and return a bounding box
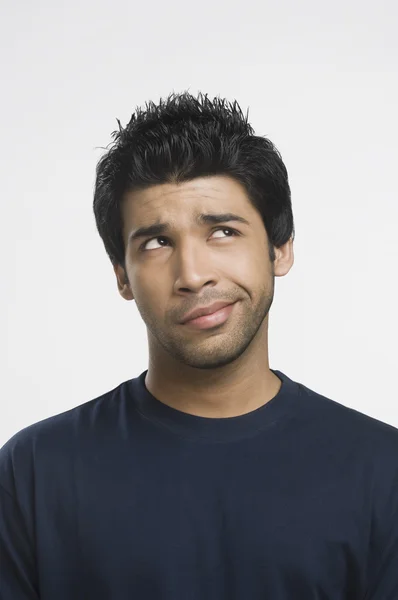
[1,92,397,599]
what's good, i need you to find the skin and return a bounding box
[114,175,294,418]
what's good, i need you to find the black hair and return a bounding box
[93,91,295,270]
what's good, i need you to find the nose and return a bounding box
[172,244,219,294]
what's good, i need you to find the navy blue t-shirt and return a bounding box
[1,369,398,599]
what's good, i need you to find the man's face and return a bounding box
[117,175,283,370]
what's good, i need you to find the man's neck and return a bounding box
[144,355,281,419]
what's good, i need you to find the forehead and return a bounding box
[122,175,255,226]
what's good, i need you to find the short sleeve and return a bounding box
[0,432,40,600]
[0,485,39,599]
[363,446,398,599]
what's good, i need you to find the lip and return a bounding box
[180,302,237,330]
[180,301,235,324]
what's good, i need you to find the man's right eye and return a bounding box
[140,237,170,251]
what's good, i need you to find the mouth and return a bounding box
[181,302,237,330]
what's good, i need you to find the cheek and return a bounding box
[132,271,166,316]
[229,251,265,282]
[231,254,271,304]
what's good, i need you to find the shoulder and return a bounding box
[295,379,398,485]
[298,379,398,444]
[0,378,133,496]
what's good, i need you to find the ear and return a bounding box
[274,237,294,277]
[113,263,134,301]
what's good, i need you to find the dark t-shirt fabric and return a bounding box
[1,368,398,600]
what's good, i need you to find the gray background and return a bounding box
[1,0,397,445]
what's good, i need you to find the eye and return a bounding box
[211,227,239,239]
[139,227,240,252]
[140,236,170,251]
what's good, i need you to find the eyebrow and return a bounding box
[128,213,251,245]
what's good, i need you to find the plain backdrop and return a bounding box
[1,0,397,446]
